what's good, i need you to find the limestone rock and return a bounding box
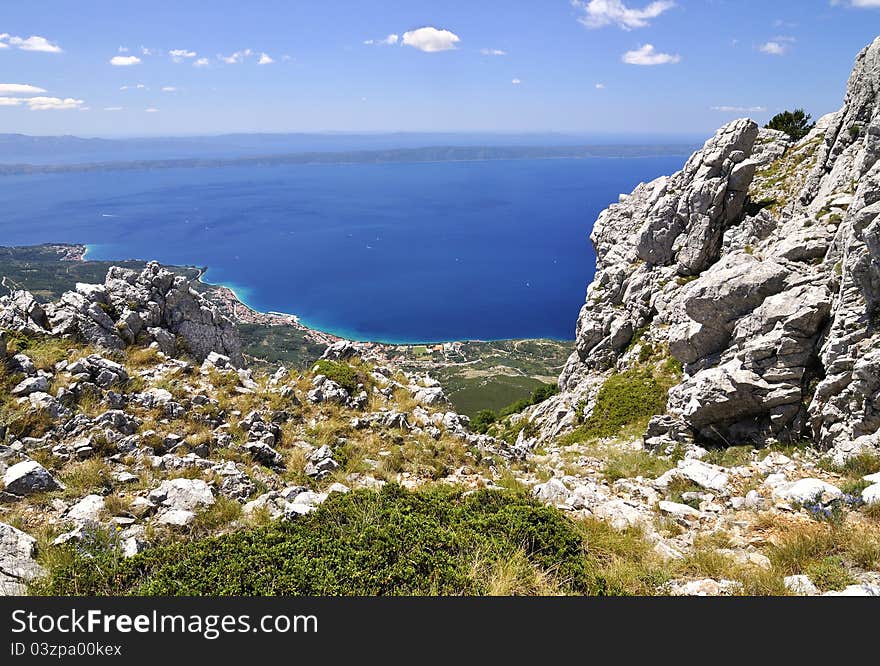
[0,522,45,595]
[0,262,243,365]
[148,478,215,511]
[66,494,106,522]
[772,478,842,504]
[862,483,880,505]
[784,575,820,596]
[676,458,729,492]
[658,500,701,521]
[531,36,880,462]
[3,460,62,496]
[11,376,49,397]
[532,478,571,505]
[666,578,742,596]
[822,583,880,597]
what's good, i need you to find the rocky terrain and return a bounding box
[530,37,880,463]
[2,37,880,597]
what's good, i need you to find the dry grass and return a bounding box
[126,346,161,369]
[472,548,567,596]
[60,459,112,498]
[754,514,880,591]
[101,493,131,518]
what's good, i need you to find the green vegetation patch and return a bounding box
[238,323,326,369]
[820,451,880,480]
[311,359,360,393]
[470,382,559,435]
[573,369,671,441]
[33,485,608,596]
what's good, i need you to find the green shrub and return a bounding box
[471,409,497,434]
[574,369,670,440]
[312,359,359,393]
[31,486,599,596]
[765,109,815,141]
[804,556,855,592]
[820,452,880,479]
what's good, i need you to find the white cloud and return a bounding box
[595,82,606,89]
[145,107,159,113]
[832,1,880,7]
[759,41,787,55]
[0,83,47,94]
[622,43,681,65]
[136,84,146,89]
[511,78,521,85]
[141,46,153,56]
[104,106,123,111]
[193,58,210,68]
[219,49,252,64]
[402,27,460,52]
[575,0,675,30]
[258,53,274,65]
[2,34,63,53]
[28,96,85,110]
[111,55,142,66]
[480,48,506,56]
[161,86,177,92]
[118,46,129,53]
[0,96,85,110]
[711,105,767,112]
[169,49,197,63]
[364,34,399,46]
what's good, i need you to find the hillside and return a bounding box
[2,37,880,597]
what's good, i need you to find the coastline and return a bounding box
[61,242,574,350]
[54,243,89,262]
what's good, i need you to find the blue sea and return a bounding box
[0,157,684,343]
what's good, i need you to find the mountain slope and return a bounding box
[530,36,880,467]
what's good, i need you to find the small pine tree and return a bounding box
[765,109,815,141]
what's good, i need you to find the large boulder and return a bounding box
[2,461,62,496]
[147,478,215,512]
[0,522,45,595]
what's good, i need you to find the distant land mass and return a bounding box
[0,143,698,176]
[0,131,705,165]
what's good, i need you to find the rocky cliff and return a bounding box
[0,262,243,366]
[532,36,880,464]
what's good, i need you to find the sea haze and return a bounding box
[0,156,686,343]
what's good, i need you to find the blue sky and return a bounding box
[1,0,878,137]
